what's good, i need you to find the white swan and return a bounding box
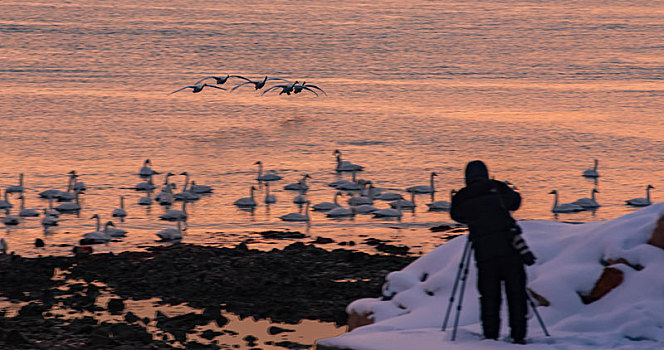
[549,190,584,213]
[334,150,364,172]
[373,200,403,218]
[174,172,201,201]
[572,189,601,209]
[261,81,299,96]
[3,211,20,225]
[234,186,258,207]
[18,195,39,217]
[626,185,654,207]
[70,171,86,192]
[284,174,311,191]
[54,190,81,212]
[376,191,402,201]
[348,192,373,206]
[313,192,343,211]
[582,159,600,178]
[293,187,308,204]
[427,189,454,211]
[353,204,379,214]
[170,83,227,94]
[190,181,213,194]
[112,195,127,218]
[230,76,288,92]
[264,182,277,204]
[82,214,111,243]
[326,205,355,218]
[139,159,159,177]
[45,196,60,217]
[390,192,416,209]
[41,209,59,227]
[255,161,283,181]
[280,201,311,221]
[157,183,175,205]
[104,221,127,237]
[40,172,74,199]
[138,190,152,206]
[156,220,183,241]
[159,200,188,221]
[6,173,24,193]
[407,172,437,194]
[0,190,13,209]
[135,173,156,191]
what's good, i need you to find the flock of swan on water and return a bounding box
[0,155,657,254]
[169,74,327,97]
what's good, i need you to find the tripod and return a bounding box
[441,238,550,340]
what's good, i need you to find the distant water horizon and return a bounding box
[0,0,662,257]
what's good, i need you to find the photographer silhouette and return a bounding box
[450,160,534,344]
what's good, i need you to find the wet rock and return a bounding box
[268,326,295,335]
[581,267,624,304]
[201,329,223,340]
[35,238,45,248]
[107,298,125,314]
[124,311,140,324]
[244,334,259,347]
[648,215,664,250]
[347,310,374,331]
[312,237,335,244]
[5,329,31,345]
[110,323,153,344]
[87,333,119,348]
[274,340,310,349]
[256,230,306,239]
[18,302,47,318]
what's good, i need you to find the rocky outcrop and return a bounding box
[648,215,664,250]
[581,267,624,304]
[347,310,374,331]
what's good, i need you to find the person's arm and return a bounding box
[450,191,469,224]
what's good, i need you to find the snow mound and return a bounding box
[318,203,664,350]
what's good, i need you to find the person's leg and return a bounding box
[477,261,502,339]
[504,254,528,342]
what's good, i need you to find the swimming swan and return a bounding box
[157,220,183,241]
[234,186,257,207]
[626,185,654,207]
[313,192,343,211]
[255,161,282,181]
[572,189,601,208]
[334,150,364,172]
[112,195,127,218]
[407,172,437,194]
[549,190,584,213]
[280,201,311,221]
[582,159,600,178]
[6,173,24,193]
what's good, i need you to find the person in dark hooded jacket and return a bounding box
[450,160,533,344]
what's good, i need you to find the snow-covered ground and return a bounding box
[317,203,664,350]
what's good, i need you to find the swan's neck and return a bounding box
[646,188,651,201]
[430,174,435,191]
[120,196,124,209]
[250,187,255,200]
[336,155,342,165]
[333,193,339,205]
[593,160,598,171]
[410,192,415,203]
[304,202,310,217]
[20,196,25,210]
[591,190,596,201]
[182,176,189,191]
[181,200,187,211]
[552,192,559,209]
[95,217,100,232]
[19,174,23,187]
[257,164,263,178]
[48,197,53,209]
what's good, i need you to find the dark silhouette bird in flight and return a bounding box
[230,76,288,92]
[194,74,244,85]
[262,81,300,96]
[293,81,326,96]
[169,83,227,94]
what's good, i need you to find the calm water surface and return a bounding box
[0,0,663,258]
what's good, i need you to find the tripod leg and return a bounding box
[442,239,471,331]
[451,245,473,341]
[526,293,550,336]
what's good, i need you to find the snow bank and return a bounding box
[317,203,664,350]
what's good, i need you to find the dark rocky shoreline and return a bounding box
[0,242,417,349]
